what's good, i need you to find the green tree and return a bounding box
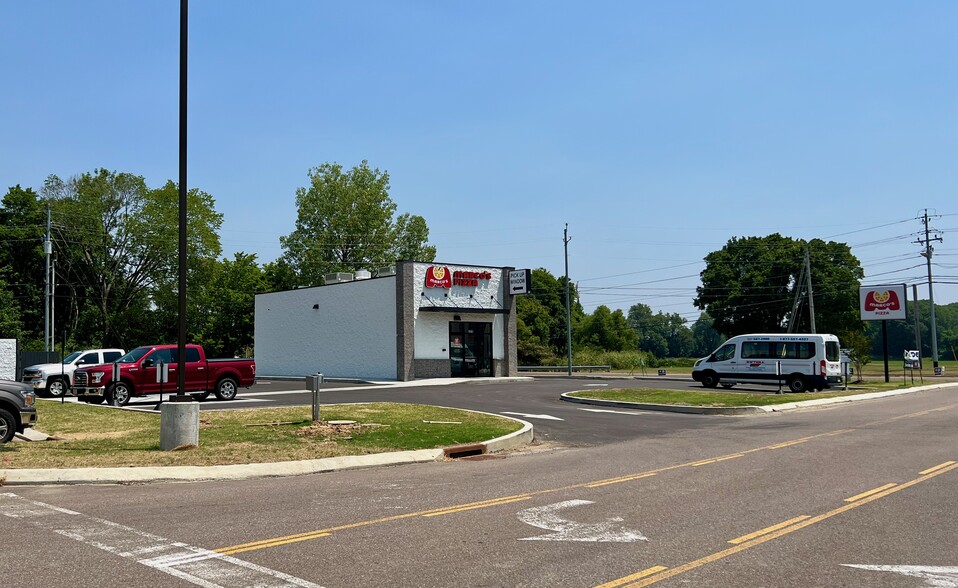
[43,170,223,347]
[694,234,864,336]
[195,252,268,357]
[0,185,46,343]
[576,305,637,351]
[690,312,722,357]
[627,303,668,356]
[516,268,584,361]
[842,329,872,381]
[280,161,436,285]
[262,258,299,292]
[0,275,23,338]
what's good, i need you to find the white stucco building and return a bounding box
[254,261,518,380]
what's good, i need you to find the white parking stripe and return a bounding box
[0,493,324,588]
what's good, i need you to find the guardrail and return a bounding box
[518,365,612,373]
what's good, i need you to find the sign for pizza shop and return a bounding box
[859,284,907,321]
[425,266,493,288]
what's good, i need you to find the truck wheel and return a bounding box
[214,377,238,401]
[47,377,68,398]
[787,375,808,393]
[106,382,132,406]
[191,391,211,401]
[701,371,719,388]
[0,408,16,443]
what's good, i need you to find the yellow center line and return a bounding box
[727,515,811,545]
[769,439,808,449]
[594,566,669,588]
[601,462,958,588]
[920,461,957,475]
[588,472,658,488]
[422,496,532,517]
[844,483,898,502]
[215,404,958,555]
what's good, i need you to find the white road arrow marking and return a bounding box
[578,408,645,415]
[501,412,564,421]
[844,565,958,587]
[517,499,648,542]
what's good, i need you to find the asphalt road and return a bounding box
[4,378,957,587]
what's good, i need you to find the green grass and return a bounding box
[567,384,913,408]
[0,401,522,469]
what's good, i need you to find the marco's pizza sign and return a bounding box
[859,284,907,321]
[425,266,493,289]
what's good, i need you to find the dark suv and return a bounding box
[0,379,38,443]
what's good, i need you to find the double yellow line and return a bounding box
[217,494,534,555]
[597,460,958,587]
[215,404,958,557]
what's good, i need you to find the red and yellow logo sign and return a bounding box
[425,266,452,288]
[864,289,901,312]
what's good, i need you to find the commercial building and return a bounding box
[254,260,519,380]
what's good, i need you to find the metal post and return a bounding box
[44,205,51,352]
[912,284,921,367]
[804,247,816,334]
[175,0,189,399]
[919,209,942,374]
[308,373,323,422]
[563,224,573,376]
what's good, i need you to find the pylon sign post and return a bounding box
[860,284,908,383]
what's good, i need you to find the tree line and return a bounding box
[3,163,955,364]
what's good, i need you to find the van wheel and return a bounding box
[787,376,808,393]
[701,371,719,388]
[47,377,68,398]
[106,382,132,406]
[215,378,238,401]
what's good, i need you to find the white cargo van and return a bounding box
[691,333,842,393]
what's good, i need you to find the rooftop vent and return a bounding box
[375,265,396,277]
[324,272,354,284]
[355,269,372,280]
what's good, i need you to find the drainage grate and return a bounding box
[444,444,485,459]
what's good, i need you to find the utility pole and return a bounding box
[804,247,816,334]
[563,224,573,376]
[912,284,922,363]
[916,209,942,374]
[44,204,52,352]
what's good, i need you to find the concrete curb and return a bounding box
[561,381,958,415]
[560,392,766,415]
[0,413,534,486]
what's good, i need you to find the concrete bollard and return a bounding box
[160,401,200,450]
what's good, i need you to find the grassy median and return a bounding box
[566,382,917,408]
[0,401,522,469]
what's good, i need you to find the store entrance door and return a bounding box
[449,322,492,377]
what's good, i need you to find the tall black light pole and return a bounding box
[176,0,188,399]
[564,224,572,376]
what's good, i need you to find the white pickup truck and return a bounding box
[22,348,125,398]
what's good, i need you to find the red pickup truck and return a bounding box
[73,344,256,406]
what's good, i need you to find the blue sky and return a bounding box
[2,1,956,324]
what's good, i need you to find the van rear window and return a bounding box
[826,341,840,361]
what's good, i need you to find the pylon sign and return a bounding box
[859,284,907,321]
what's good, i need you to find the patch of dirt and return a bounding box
[295,421,389,440]
[58,430,139,441]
